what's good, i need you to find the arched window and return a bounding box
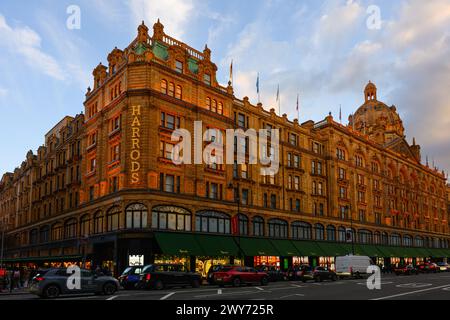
[93,211,104,234]
[175,85,182,100]
[374,231,381,245]
[268,219,288,238]
[315,224,325,240]
[390,234,401,246]
[168,82,175,97]
[326,225,336,241]
[29,229,38,245]
[211,100,217,113]
[126,203,148,229]
[381,232,389,245]
[195,211,230,234]
[80,214,90,237]
[107,206,120,232]
[206,97,211,110]
[218,102,223,115]
[51,223,63,241]
[338,227,346,242]
[291,222,312,240]
[252,216,264,237]
[161,79,168,94]
[151,206,191,231]
[64,219,77,239]
[238,214,249,236]
[358,230,372,244]
[403,235,413,247]
[39,226,50,243]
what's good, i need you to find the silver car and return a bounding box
[29,268,119,299]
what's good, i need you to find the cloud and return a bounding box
[0,87,7,97]
[0,14,65,80]
[127,0,195,39]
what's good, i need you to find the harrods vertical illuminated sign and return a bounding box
[130,105,141,184]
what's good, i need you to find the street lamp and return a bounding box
[228,181,244,265]
[345,205,355,256]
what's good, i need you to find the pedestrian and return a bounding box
[8,269,14,293]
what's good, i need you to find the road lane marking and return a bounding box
[217,289,222,295]
[442,287,450,291]
[255,287,264,291]
[278,294,305,299]
[160,292,176,300]
[396,283,432,288]
[194,290,257,298]
[290,284,305,288]
[371,284,450,300]
[357,282,393,285]
[106,295,118,301]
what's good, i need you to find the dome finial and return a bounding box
[364,81,377,102]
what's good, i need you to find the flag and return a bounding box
[256,73,260,94]
[229,60,233,85]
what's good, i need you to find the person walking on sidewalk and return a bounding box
[8,270,14,293]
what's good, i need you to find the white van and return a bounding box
[335,255,373,279]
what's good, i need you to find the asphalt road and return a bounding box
[2,272,450,301]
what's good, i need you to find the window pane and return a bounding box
[168,214,176,230]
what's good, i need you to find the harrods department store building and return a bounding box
[1,21,449,276]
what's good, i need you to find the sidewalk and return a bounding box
[0,288,31,296]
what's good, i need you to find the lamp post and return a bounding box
[228,181,243,265]
[346,205,355,256]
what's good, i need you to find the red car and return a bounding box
[393,264,419,276]
[417,262,439,273]
[213,266,269,287]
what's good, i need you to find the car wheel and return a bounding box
[232,277,241,287]
[191,279,200,288]
[44,285,60,299]
[103,283,117,296]
[154,280,164,290]
[260,277,268,286]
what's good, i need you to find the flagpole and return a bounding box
[296,93,300,121]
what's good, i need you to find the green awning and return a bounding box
[154,232,204,256]
[429,248,449,258]
[316,242,349,256]
[195,234,240,257]
[2,255,82,263]
[357,245,383,257]
[416,248,432,257]
[239,237,280,256]
[269,240,299,256]
[376,246,399,257]
[291,241,325,256]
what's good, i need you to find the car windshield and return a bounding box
[121,267,133,275]
[219,267,234,272]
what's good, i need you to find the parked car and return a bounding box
[335,255,373,279]
[393,264,419,276]
[29,268,119,299]
[118,266,144,290]
[255,265,286,282]
[299,266,337,282]
[417,262,439,273]
[213,266,269,287]
[206,265,228,285]
[436,262,450,272]
[287,265,308,281]
[137,264,201,290]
